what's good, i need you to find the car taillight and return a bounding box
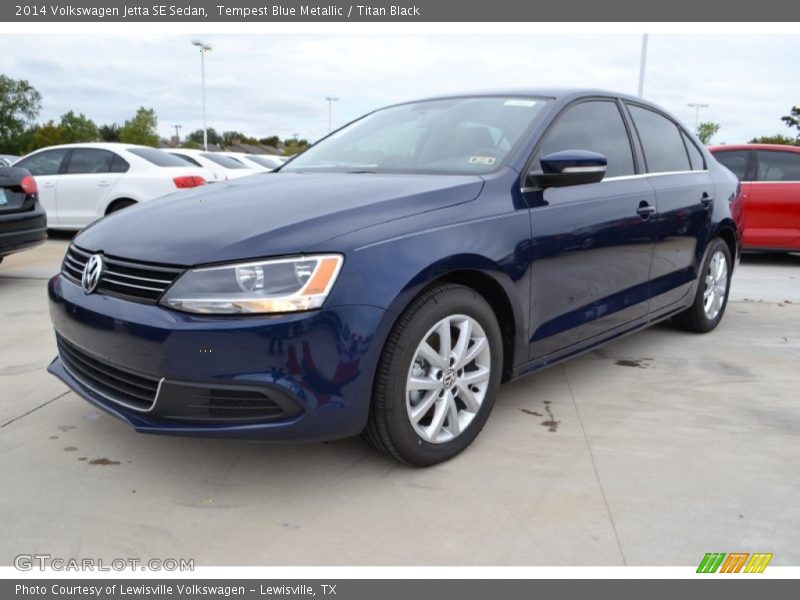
[20,175,38,195]
[173,175,206,189]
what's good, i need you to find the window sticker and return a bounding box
[468,155,497,165]
[504,99,538,107]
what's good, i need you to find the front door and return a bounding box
[14,148,69,227]
[525,99,656,360]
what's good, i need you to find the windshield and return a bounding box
[283,96,548,175]
[202,153,248,169]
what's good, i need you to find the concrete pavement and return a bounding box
[1,241,798,566]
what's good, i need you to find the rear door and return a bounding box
[748,149,800,250]
[526,99,657,359]
[56,148,126,228]
[624,103,715,315]
[14,148,69,226]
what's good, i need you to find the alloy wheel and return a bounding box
[703,250,729,320]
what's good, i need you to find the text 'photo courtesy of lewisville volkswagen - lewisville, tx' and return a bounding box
[1,2,799,593]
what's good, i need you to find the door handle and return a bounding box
[42,182,55,188]
[636,202,656,219]
[98,181,110,187]
[701,192,713,208]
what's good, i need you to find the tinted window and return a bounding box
[538,101,635,178]
[110,154,130,173]
[756,150,800,181]
[65,148,114,174]
[628,105,690,173]
[201,153,247,169]
[244,155,282,169]
[16,149,68,176]
[682,132,705,171]
[171,153,203,167]
[127,147,193,167]
[713,150,750,180]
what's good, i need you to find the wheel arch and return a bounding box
[105,197,138,215]
[378,257,527,383]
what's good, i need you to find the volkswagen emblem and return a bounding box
[82,254,104,294]
[442,368,457,390]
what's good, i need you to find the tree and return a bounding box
[781,105,800,141]
[187,127,222,146]
[119,107,159,146]
[180,140,201,150]
[696,121,720,145]
[0,75,42,153]
[30,121,68,150]
[59,111,97,143]
[748,134,798,145]
[259,135,280,147]
[98,123,121,142]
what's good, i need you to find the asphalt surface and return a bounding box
[1,237,798,566]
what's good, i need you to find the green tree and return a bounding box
[259,135,280,147]
[98,123,121,142]
[781,105,800,141]
[187,127,222,146]
[0,75,42,153]
[748,133,798,145]
[30,121,68,150]
[696,121,720,145]
[59,111,98,143]
[180,140,201,149]
[119,107,159,146]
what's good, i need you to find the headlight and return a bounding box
[160,255,343,314]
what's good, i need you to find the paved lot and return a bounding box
[1,238,798,566]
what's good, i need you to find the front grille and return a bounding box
[204,389,284,419]
[61,244,183,303]
[57,335,161,411]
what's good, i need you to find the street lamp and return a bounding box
[173,124,182,146]
[687,102,710,134]
[637,33,648,97]
[325,96,339,133]
[191,39,213,150]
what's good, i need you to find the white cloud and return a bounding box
[0,33,797,144]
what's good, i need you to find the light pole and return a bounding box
[637,34,648,97]
[325,96,339,133]
[191,39,213,150]
[688,103,709,134]
[173,124,182,146]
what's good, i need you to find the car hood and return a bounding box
[75,172,484,265]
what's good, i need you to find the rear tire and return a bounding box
[673,237,732,333]
[364,284,503,466]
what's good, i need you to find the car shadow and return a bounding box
[740,251,800,267]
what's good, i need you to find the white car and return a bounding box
[163,148,259,181]
[14,143,208,230]
[224,152,285,171]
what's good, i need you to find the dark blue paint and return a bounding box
[47,88,740,441]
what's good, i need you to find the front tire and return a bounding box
[673,237,732,333]
[364,284,503,466]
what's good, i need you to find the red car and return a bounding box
[710,144,800,252]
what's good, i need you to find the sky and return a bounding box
[0,33,797,145]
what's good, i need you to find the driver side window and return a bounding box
[16,149,69,176]
[538,101,635,178]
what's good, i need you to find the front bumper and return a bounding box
[48,274,389,441]
[0,203,47,257]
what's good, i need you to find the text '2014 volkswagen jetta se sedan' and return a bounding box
[48,89,741,466]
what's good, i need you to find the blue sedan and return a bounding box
[47,89,740,466]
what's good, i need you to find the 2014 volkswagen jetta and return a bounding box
[48,89,740,466]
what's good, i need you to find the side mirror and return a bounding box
[527,150,607,189]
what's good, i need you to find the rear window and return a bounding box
[713,150,750,181]
[170,153,203,168]
[127,147,194,167]
[627,104,691,173]
[201,153,248,169]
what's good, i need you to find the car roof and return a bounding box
[709,143,800,153]
[406,87,652,105]
[24,142,156,153]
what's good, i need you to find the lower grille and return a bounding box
[62,244,183,303]
[57,336,161,411]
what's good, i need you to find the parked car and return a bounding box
[47,89,740,466]
[14,143,207,230]
[709,144,800,252]
[0,154,20,167]
[0,166,46,265]
[163,148,259,181]
[224,152,284,171]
